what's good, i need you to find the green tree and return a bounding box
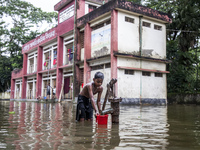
[144,0,200,93]
[0,0,57,92]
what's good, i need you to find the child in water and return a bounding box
[76,72,104,122]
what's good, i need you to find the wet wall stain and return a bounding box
[93,46,109,57]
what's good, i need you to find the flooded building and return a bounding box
[10,0,171,104]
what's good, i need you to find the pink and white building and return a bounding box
[11,0,171,104]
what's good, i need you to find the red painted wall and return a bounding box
[84,23,92,84]
[111,10,118,96]
[56,36,64,98]
[77,0,85,19]
[10,79,15,99]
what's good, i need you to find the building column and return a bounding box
[21,77,27,99]
[21,53,28,99]
[111,9,118,95]
[73,30,81,97]
[56,69,63,99]
[10,78,15,99]
[56,37,64,99]
[36,46,43,98]
[84,23,92,85]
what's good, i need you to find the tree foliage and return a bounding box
[144,0,200,93]
[0,0,57,92]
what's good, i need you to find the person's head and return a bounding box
[93,72,104,87]
[54,86,56,88]
[48,83,50,85]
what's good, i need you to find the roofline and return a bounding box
[54,0,73,11]
[77,0,172,27]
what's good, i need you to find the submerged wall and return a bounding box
[0,92,11,99]
[168,93,200,104]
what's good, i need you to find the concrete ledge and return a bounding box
[168,93,200,104]
[120,98,167,105]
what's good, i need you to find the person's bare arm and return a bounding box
[97,87,103,114]
[87,84,99,115]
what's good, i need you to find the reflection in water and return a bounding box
[0,101,200,149]
[167,105,200,150]
[118,106,169,149]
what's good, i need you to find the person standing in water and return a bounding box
[76,72,104,122]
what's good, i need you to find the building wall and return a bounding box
[118,11,140,54]
[118,69,140,98]
[117,11,167,101]
[142,73,166,99]
[117,69,167,99]
[142,18,166,59]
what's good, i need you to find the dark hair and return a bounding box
[94,72,104,80]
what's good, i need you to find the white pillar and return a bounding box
[34,54,36,72]
[20,81,22,99]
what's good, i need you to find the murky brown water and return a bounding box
[0,101,200,150]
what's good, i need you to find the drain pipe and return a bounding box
[139,16,143,105]
[72,0,77,102]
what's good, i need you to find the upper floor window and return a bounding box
[64,39,73,65]
[27,51,37,74]
[154,24,162,31]
[142,71,151,76]
[91,19,111,30]
[89,5,97,13]
[91,63,110,71]
[125,16,134,24]
[142,21,151,28]
[85,2,101,15]
[43,43,57,70]
[155,72,163,77]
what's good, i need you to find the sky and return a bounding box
[22,0,61,32]
[24,0,61,12]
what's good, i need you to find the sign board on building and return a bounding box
[22,30,56,53]
[59,5,74,23]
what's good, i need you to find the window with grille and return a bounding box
[155,72,163,77]
[92,20,111,30]
[154,24,162,31]
[125,16,134,23]
[80,32,84,49]
[142,21,151,28]
[105,63,111,68]
[125,69,134,75]
[142,71,151,76]
[91,64,104,70]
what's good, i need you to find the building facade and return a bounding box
[10,0,171,104]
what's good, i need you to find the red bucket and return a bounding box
[96,114,108,125]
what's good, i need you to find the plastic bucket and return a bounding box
[96,114,108,125]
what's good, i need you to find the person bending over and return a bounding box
[76,72,104,122]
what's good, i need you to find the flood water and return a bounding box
[0,101,200,150]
